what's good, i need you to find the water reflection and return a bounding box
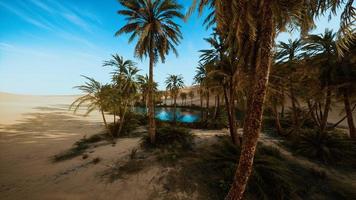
[133,107,201,123]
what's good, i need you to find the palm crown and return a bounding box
[116,0,184,62]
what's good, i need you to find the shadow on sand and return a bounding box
[0,106,103,143]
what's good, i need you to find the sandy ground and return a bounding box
[0,92,165,200]
[0,92,354,200]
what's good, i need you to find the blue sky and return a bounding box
[0,0,342,95]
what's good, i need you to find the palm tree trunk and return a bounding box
[272,103,282,135]
[174,96,177,123]
[213,95,218,119]
[206,91,210,108]
[226,4,274,199]
[117,102,128,136]
[343,90,356,138]
[320,86,332,133]
[289,79,298,128]
[148,49,156,144]
[101,109,109,131]
[281,87,285,117]
[224,87,238,145]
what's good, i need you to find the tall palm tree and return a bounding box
[188,90,194,106]
[335,41,356,138]
[194,63,208,109]
[116,0,184,143]
[137,74,158,108]
[199,33,240,144]
[304,29,338,133]
[117,65,141,136]
[189,1,355,199]
[70,76,110,133]
[276,39,304,130]
[180,92,187,105]
[165,74,184,122]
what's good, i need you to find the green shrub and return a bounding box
[141,126,194,150]
[201,138,298,200]
[109,111,141,137]
[291,129,356,165]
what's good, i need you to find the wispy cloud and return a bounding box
[0,1,53,31]
[0,42,57,58]
[0,0,101,48]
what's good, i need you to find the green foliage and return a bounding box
[141,126,194,150]
[290,129,356,165]
[186,137,355,200]
[109,112,143,137]
[201,138,298,200]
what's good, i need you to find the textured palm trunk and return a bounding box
[281,88,285,117]
[272,103,282,135]
[206,91,210,108]
[320,86,332,133]
[224,87,239,145]
[213,95,218,119]
[173,96,177,123]
[289,80,298,128]
[117,101,128,136]
[343,90,356,138]
[101,109,109,134]
[225,3,274,199]
[148,52,156,144]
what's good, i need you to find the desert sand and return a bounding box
[0,92,353,200]
[0,92,166,200]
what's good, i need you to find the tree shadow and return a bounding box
[0,110,103,143]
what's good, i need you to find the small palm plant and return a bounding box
[165,74,185,122]
[70,76,111,133]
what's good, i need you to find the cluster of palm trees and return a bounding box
[109,0,354,199]
[188,1,354,199]
[71,55,150,137]
[269,30,356,138]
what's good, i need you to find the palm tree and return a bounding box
[303,29,338,134]
[163,90,169,105]
[180,92,187,105]
[165,74,184,122]
[188,90,194,106]
[103,54,136,77]
[117,65,141,135]
[116,0,184,144]
[199,33,241,144]
[189,1,355,199]
[70,76,110,133]
[276,39,304,130]
[194,63,208,108]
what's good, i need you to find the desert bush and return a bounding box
[188,137,355,200]
[109,111,142,137]
[141,126,194,150]
[202,138,298,200]
[290,129,356,165]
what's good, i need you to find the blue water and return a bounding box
[134,107,201,123]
